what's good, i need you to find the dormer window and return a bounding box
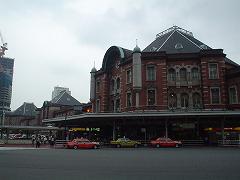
[175,43,183,49]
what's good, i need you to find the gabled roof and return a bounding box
[12,102,37,116]
[143,26,211,54]
[51,91,81,106]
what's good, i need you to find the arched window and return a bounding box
[181,93,189,108]
[116,78,120,90]
[193,92,201,108]
[192,68,199,80]
[168,68,176,81]
[180,68,187,81]
[168,93,177,109]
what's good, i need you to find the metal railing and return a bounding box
[181,140,205,146]
[55,140,69,148]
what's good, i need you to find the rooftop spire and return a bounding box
[91,60,97,73]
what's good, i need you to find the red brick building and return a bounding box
[44,26,240,143]
[90,26,240,113]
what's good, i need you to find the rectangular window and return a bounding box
[191,68,200,81]
[211,87,220,104]
[96,81,100,93]
[126,69,132,84]
[209,63,218,79]
[147,65,156,81]
[229,87,238,104]
[147,89,156,105]
[126,92,132,107]
[116,99,120,112]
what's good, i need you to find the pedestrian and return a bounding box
[49,135,55,148]
[51,136,55,147]
[36,135,41,148]
[31,135,35,146]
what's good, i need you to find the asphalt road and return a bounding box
[0,147,240,180]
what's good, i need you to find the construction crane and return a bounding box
[0,31,8,57]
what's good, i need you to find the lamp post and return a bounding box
[64,113,68,141]
[0,106,5,139]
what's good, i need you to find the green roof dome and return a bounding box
[133,45,141,53]
[91,67,97,72]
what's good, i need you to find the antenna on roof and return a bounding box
[94,60,95,68]
[136,39,138,46]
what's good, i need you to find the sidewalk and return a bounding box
[1,143,52,148]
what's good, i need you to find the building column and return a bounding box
[112,120,116,141]
[196,118,199,138]
[165,119,168,138]
[221,118,225,145]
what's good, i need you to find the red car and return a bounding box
[150,137,182,148]
[66,138,100,149]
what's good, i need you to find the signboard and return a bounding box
[69,127,100,132]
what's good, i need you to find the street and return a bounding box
[0,147,240,180]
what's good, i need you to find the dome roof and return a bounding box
[133,45,141,53]
[91,67,97,72]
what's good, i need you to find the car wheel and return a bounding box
[73,145,78,150]
[134,144,138,148]
[175,144,179,148]
[156,144,160,148]
[93,145,98,149]
[116,144,121,148]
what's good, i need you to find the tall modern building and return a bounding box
[52,86,71,100]
[0,56,14,112]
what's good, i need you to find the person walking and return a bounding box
[36,135,41,148]
[31,135,35,147]
[50,135,55,148]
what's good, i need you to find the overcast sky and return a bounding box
[0,0,239,110]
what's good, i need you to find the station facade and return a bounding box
[44,26,240,144]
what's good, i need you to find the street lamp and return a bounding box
[64,113,68,140]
